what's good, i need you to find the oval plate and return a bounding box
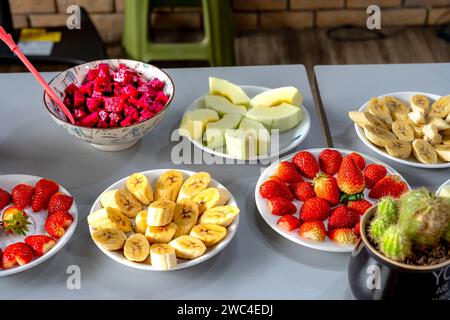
[356,91,450,169]
[89,169,239,271]
[436,178,450,196]
[183,85,311,161]
[0,174,78,277]
[255,148,410,253]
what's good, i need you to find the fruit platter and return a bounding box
[350,92,450,168]
[179,77,311,160]
[255,148,410,252]
[88,169,239,271]
[0,175,77,276]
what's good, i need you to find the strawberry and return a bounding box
[25,235,56,256]
[11,184,34,210]
[313,173,339,206]
[298,221,326,241]
[318,149,342,175]
[277,215,301,232]
[328,206,360,230]
[289,181,315,202]
[299,197,331,221]
[364,164,387,189]
[32,179,59,212]
[293,151,319,179]
[273,161,303,183]
[45,211,74,239]
[259,179,293,201]
[348,152,366,170]
[1,242,34,269]
[348,199,372,216]
[0,188,11,211]
[354,221,361,237]
[1,207,31,236]
[336,156,365,195]
[369,175,408,199]
[328,228,357,244]
[48,193,74,215]
[268,198,297,216]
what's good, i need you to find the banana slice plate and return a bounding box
[88,169,239,271]
[355,92,450,169]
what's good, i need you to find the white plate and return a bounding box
[356,91,450,169]
[0,174,78,277]
[255,148,410,253]
[436,179,450,196]
[89,169,239,271]
[183,85,311,161]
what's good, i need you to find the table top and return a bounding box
[0,65,354,299]
[315,63,450,190]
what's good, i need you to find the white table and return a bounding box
[0,65,353,299]
[315,63,450,190]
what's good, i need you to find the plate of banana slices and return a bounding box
[350,92,450,168]
[88,169,240,271]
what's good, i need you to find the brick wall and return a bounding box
[9,0,450,51]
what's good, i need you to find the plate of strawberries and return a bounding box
[0,175,77,276]
[255,148,410,252]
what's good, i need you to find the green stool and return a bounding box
[122,0,235,66]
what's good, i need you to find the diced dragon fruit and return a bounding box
[150,102,165,113]
[73,91,85,108]
[123,84,139,98]
[104,96,123,113]
[98,63,110,79]
[124,105,139,121]
[64,83,78,95]
[80,112,99,127]
[86,68,99,82]
[137,84,157,99]
[149,78,165,91]
[97,120,109,128]
[139,109,154,122]
[120,116,136,127]
[98,109,109,122]
[109,112,123,124]
[137,95,152,109]
[73,108,87,120]
[86,97,102,113]
[79,82,94,96]
[63,94,73,108]
[155,91,169,105]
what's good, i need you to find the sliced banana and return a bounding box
[412,139,438,164]
[147,199,176,227]
[177,172,211,201]
[126,173,153,205]
[169,235,206,260]
[443,137,450,145]
[383,96,410,121]
[408,111,426,126]
[410,94,430,115]
[190,224,227,247]
[428,117,450,131]
[363,124,397,147]
[192,188,231,214]
[407,119,425,138]
[134,210,148,234]
[87,207,133,232]
[392,120,414,142]
[429,96,450,119]
[173,199,199,238]
[100,189,142,218]
[422,124,442,145]
[348,111,389,129]
[154,170,184,201]
[367,97,393,125]
[150,243,177,270]
[124,234,150,262]
[385,140,412,159]
[435,144,450,162]
[145,222,177,244]
[92,228,127,251]
[199,206,239,227]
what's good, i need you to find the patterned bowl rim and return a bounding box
[42,59,176,131]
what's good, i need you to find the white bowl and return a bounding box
[355,91,450,169]
[44,59,175,152]
[0,174,78,277]
[89,169,239,271]
[436,179,450,196]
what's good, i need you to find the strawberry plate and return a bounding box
[89,169,239,271]
[0,174,78,277]
[255,148,410,253]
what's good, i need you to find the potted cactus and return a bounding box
[348,189,450,300]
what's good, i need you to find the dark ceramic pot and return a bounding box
[348,206,450,300]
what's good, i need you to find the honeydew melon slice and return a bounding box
[204,94,247,117]
[239,117,271,156]
[204,114,242,149]
[245,103,303,132]
[250,86,303,108]
[179,109,219,140]
[209,77,250,106]
[225,129,259,160]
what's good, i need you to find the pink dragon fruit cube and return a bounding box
[79,82,94,96]
[73,91,85,108]
[63,94,73,108]
[139,109,154,122]
[98,109,109,122]
[86,97,103,113]
[80,112,99,127]
[149,78,165,91]
[98,63,110,79]
[73,108,87,120]
[155,91,169,105]
[123,84,139,98]
[104,96,123,113]
[137,95,152,109]
[64,83,78,96]
[86,68,99,82]
[120,116,135,127]
[97,120,109,128]
[150,102,165,113]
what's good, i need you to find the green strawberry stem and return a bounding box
[340,192,364,204]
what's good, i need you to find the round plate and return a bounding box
[0,174,78,277]
[255,148,411,253]
[436,178,450,196]
[183,85,311,161]
[356,91,450,169]
[89,169,239,271]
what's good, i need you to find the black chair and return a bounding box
[0,2,107,65]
